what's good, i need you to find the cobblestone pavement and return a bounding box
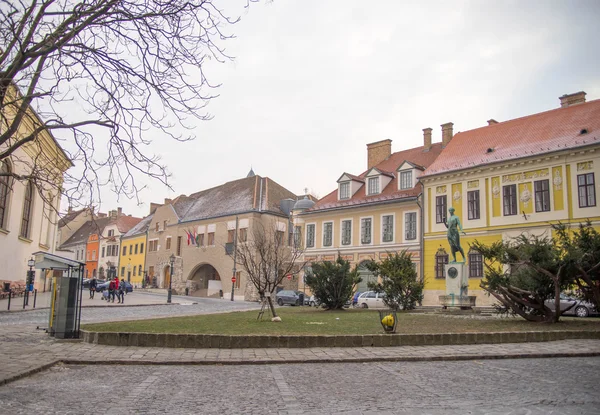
[0,357,598,414]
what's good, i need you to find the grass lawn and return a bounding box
[82,307,600,335]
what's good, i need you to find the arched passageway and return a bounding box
[188,264,221,297]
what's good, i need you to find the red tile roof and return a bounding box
[424,99,600,177]
[307,143,444,212]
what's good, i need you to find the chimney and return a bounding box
[366,139,392,169]
[109,210,117,219]
[441,122,454,148]
[487,119,498,126]
[164,198,172,205]
[117,207,122,216]
[422,128,432,152]
[559,91,586,108]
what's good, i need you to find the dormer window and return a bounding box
[339,182,350,199]
[399,170,413,190]
[368,177,379,195]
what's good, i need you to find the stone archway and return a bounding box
[188,263,221,298]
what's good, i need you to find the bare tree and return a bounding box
[1,0,256,215]
[231,219,306,319]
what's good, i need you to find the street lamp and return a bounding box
[168,253,175,303]
[26,257,35,306]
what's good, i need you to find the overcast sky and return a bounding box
[94,0,600,219]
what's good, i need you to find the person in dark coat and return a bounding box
[117,278,125,304]
[89,278,97,299]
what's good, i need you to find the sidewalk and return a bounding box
[1,322,600,386]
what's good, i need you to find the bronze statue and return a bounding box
[444,207,466,263]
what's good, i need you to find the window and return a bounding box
[20,181,34,238]
[306,224,315,248]
[467,190,480,220]
[198,233,205,246]
[382,215,394,242]
[101,247,105,258]
[399,170,412,190]
[208,232,215,245]
[323,222,333,247]
[140,243,144,254]
[361,218,372,244]
[166,237,171,250]
[129,245,133,255]
[503,184,517,216]
[341,220,351,245]
[163,220,167,230]
[138,265,142,276]
[155,222,159,232]
[367,177,379,195]
[339,182,350,199]
[405,212,416,240]
[469,250,483,278]
[228,230,235,243]
[87,250,90,261]
[122,246,127,256]
[534,180,550,212]
[436,195,447,223]
[108,229,114,237]
[133,266,137,276]
[435,249,449,279]
[294,226,302,248]
[235,271,241,290]
[148,240,158,252]
[176,236,182,256]
[92,250,96,260]
[239,228,248,242]
[0,161,11,229]
[121,267,125,277]
[134,244,138,254]
[578,173,596,208]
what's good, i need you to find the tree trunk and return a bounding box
[554,277,561,323]
[267,295,278,318]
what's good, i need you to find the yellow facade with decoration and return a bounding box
[421,150,600,307]
[118,233,147,286]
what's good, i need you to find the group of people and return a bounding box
[88,277,127,304]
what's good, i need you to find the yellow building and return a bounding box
[420,92,600,306]
[118,214,153,287]
[294,138,443,293]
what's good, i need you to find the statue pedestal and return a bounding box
[439,263,476,309]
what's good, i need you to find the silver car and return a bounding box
[544,294,597,317]
[276,290,304,306]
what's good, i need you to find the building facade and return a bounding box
[118,214,153,287]
[420,91,600,306]
[295,137,443,293]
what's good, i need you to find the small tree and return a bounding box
[472,234,569,323]
[231,219,305,320]
[365,251,424,311]
[305,256,361,310]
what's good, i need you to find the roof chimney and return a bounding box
[422,128,432,152]
[487,119,498,126]
[164,198,172,205]
[366,139,392,169]
[117,207,122,216]
[109,210,117,219]
[559,91,586,108]
[441,122,454,148]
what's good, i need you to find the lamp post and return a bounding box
[168,254,175,303]
[26,257,35,306]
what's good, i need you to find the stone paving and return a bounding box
[0,358,598,414]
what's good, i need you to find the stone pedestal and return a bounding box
[439,263,476,309]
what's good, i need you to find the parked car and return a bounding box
[544,294,597,317]
[308,295,320,307]
[96,280,133,293]
[276,290,304,306]
[356,291,387,309]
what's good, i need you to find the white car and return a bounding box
[356,291,387,309]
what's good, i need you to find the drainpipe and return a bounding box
[416,191,424,283]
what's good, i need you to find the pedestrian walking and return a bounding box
[108,278,116,303]
[89,277,97,299]
[118,278,126,304]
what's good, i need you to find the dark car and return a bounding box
[96,280,133,293]
[276,290,304,306]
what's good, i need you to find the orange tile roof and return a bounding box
[424,99,600,177]
[307,143,444,212]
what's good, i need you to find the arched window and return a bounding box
[469,249,484,278]
[0,161,11,229]
[20,181,34,238]
[435,248,448,279]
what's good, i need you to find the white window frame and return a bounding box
[360,216,373,245]
[322,221,334,247]
[340,218,352,246]
[399,169,413,190]
[339,182,351,200]
[367,177,379,195]
[403,210,418,242]
[380,213,395,244]
[305,223,316,249]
